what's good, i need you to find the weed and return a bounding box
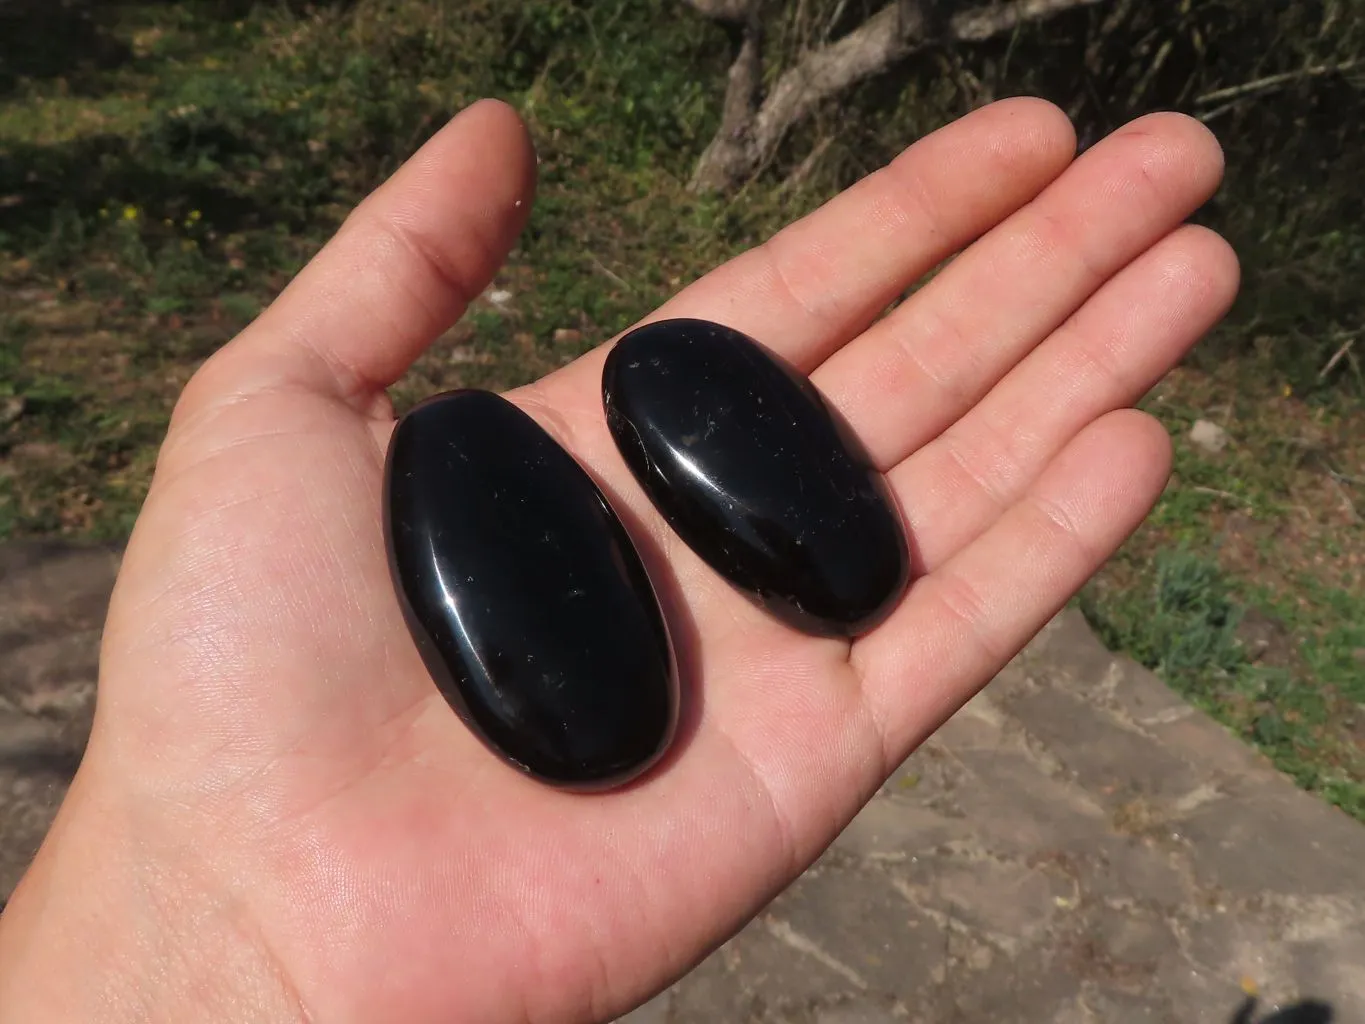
[1084,546,1244,697]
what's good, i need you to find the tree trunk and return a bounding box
[686,0,1107,193]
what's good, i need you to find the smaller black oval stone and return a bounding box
[384,390,677,790]
[602,319,909,637]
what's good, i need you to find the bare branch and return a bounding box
[1192,486,1252,507]
[1128,37,1173,109]
[779,134,835,192]
[690,23,766,191]
[950,0,1105,41]
[1195,58,1362,106]
[1318,333,1358,381]
[587,251,634,294]
[749,3,915,167]
[1329,472,1361,523]
[1085,0,1134,73]
[682,0,754,22]
[821,0,851,44]
[691,0,1104,191]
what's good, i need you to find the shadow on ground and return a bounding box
[0,0,360,96]
[1,119,332,245]
[0,0,134,96]
[1232,997,1335,1023]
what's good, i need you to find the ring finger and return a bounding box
[812,112,1226,470]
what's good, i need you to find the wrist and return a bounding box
[0,767,307,1024]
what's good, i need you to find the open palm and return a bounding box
[0,98,1236,1023]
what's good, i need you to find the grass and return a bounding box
[0,0,747,533]
[1,0,1361,818]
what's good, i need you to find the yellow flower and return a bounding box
[122,205,138,221]
[189,209,202,222]
[1282,383,1293,397]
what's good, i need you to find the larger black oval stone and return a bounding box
[603,318,909,637]
[384,390,677,790]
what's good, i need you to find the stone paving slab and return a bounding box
[2,543,1362,1021]
[0,541,117,896]
[620,613,1365,1023]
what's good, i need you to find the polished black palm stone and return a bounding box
[383,389,677,789]
[602,318,909,637]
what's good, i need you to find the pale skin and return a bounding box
[0,97,1237,1023]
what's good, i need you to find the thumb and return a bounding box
[176,98,537,428]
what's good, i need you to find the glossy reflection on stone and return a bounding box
[384,390,677,790]
[603,318,909,637]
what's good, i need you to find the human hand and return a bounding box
[0,97,1236,1023]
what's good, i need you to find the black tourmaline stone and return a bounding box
[603,318,909,638]
[384,390,677,790]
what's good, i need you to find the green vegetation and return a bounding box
[1084,544,1365,819]
[0,0,742,532]
[1,0,1360,814]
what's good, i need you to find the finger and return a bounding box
[852,409,1172,762]
[813,113,1225,469]
[660,98,1074,369]
[199,100,536,411]
[889,223,1237,574]
[541,98,1075,401]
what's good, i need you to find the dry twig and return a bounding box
[1195,58,1362,106]
[1192,486,1252,507]
[587,252,633,293]
[779,134,835,192]
[1329,473,1361,523]
[682,0,754,22]
[1318,334,1358,381]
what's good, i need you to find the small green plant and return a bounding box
[1086,546,1246,695]
[1083,544,1365,819]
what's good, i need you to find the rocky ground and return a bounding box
[2,542,1361,1022]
